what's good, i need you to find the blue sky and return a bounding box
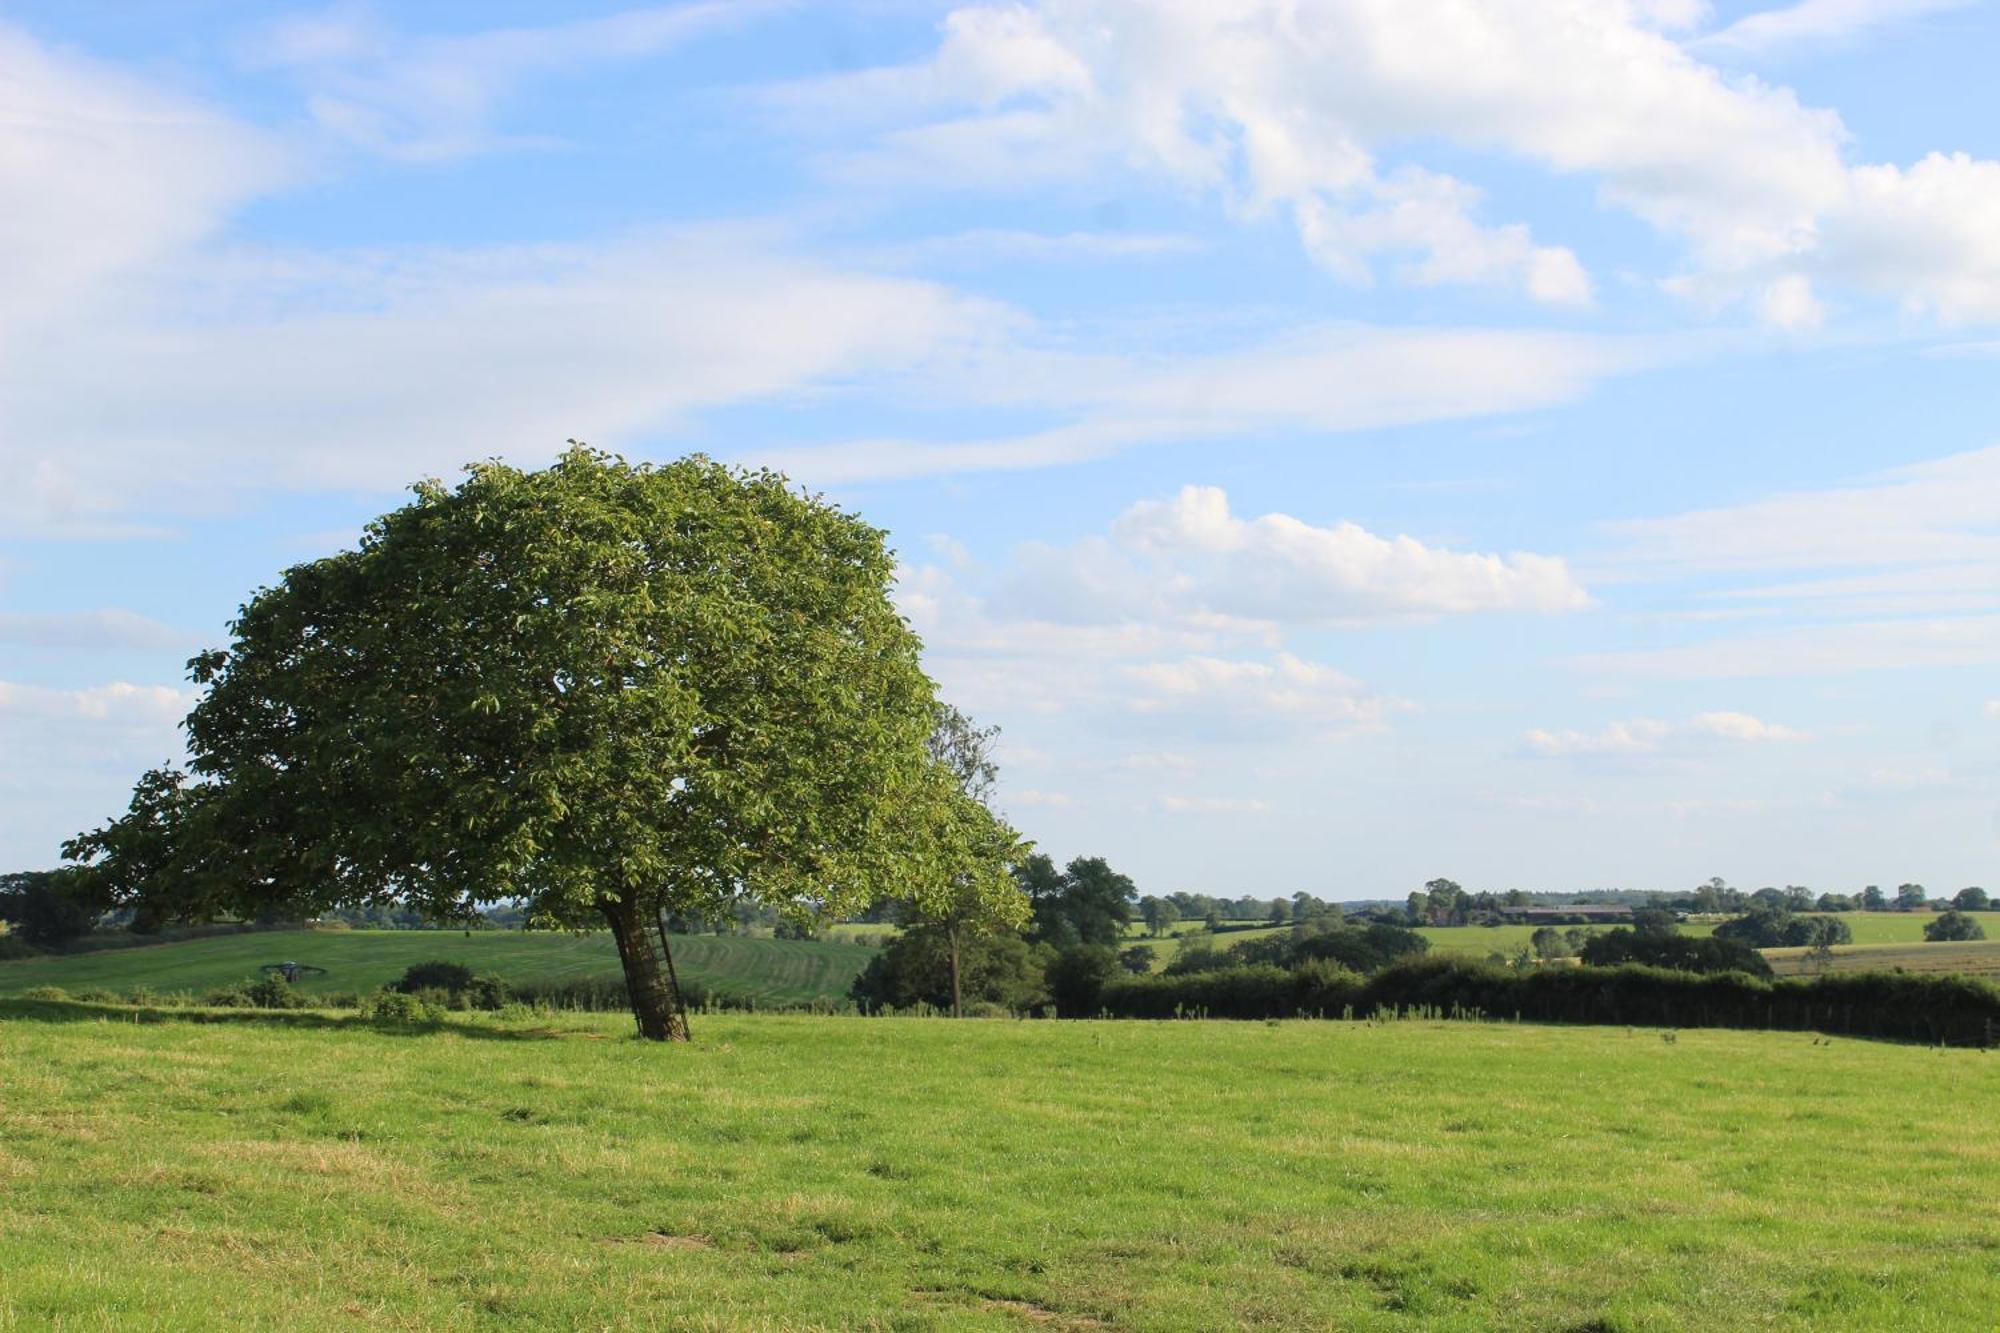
[5,0,2000,899]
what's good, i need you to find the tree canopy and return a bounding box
[70,447,1023,1039]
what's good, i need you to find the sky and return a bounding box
[4,0,2000,900]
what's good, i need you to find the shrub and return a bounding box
[1581,927,1774,978]
[1097,954,2000,1044]
[1045,945,1119,1016]
[20,985,70,1001]
[393,961,478,995]
[0,934,44,961]
[465,974,510,1010]
[1715,909,1851,949]
[1926,911,1987,942]
[360,990,444,1025]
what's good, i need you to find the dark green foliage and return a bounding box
[1044,945,1119,1015]
[0,870,101,948]
[1953,887,1990,911]
[1118,945,1155,974]
[1096,956,2000,1045]
[1714,909,1852,949]
[0,934,42,961]
[1165,917,1428,976]
[1926,911,1987,942]
[206,974,311,1009]
[1581,928,1774,977]
[848,924,1047,1012]
[1019,855,1136,950]
[394,961,478,994]
[1100,961,1363,1019]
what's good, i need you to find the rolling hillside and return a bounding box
[0,929,875,1006]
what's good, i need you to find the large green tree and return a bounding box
[85,447,1022,1040]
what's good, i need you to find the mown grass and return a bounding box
[1766,939,2000,978]
[0,929,874,1007]
[2,1002,1997,1330]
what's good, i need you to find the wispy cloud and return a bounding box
[242,2,766,160]
[1698,0,1976,57]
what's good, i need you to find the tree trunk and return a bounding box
[602,897,690,1042]
[948,922,963,1019]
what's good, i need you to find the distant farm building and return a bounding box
[1504,905,1638,923]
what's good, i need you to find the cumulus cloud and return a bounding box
[779,0,2000,324]
[1102,485,1591,621]
[1526,710,1808,755]
[1122,653,1393,732]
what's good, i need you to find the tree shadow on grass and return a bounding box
[0,997,614,1042]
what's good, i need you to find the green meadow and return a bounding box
[2,1003,1997,1331]
[0,929,872,1007]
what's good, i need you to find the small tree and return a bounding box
[1896,883,1928,912]
[1925,911,1986,942]
[1953,886,1990,912]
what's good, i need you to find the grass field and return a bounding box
[2,1003,1997,1329]
[0,929,874,1007]
[1765,939,2000,979]
[1808,911,2000,944]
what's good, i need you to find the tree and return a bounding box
[1579,927,1772,978]
[1266,899,1291,926]
[850,924,1047,1013]
[1528,926,1571,959]
[1118,944,1155,974]
[1896,883,1928,912]
[1139,896,1181,938]
[1861,884,1888,911]
[0,870,101,948]
[1953,886,1990,912]
[1783,886,1814,913]
[909,702,1030,1018]
[63,767,229,932]
[1044,945,1118,1015]
[102,448,1024,1040]
[1423,878,1465,925]
[1925,911,1986,942]
[1027,856,1136,950]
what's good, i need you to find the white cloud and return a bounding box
[1101,485,1591,621]
[1575,615,2000,677]
[784,0,2000,324]
[0,610,192,652]
[1986,700,2000,719]
[1699,0,1975,56]
[242,3,756,160]
[1526,710,1807,755]
[1122,653,1393,732]
[1156,794,1270,814]
[0,21,287,339]
[2,230,992,532]
[0,680,192,727]
[766,323,1653,485]
[1008,788,1077,808]
[881,229,1205,266]
[1602,443,2000,575]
